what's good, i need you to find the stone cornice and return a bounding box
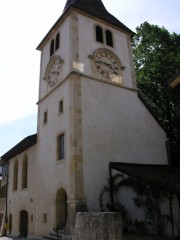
[37,70,138,105]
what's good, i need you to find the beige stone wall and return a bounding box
[81,77,168,211]
[36,11,86,235]
[78,14,136,90]
[36,78,71,235]
[38,17,71,100]
[7,145,37,236]
[73,212,122,240]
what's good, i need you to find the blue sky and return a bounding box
[0,0,180,156]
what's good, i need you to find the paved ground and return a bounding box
[0,237,41,240]
[1,235,179,240]
[0,236,166,240]
[124,235,180,240]
[0,235,150,240]
[123,236,161,240]
[0,238,25,240]
[0,236,161,240]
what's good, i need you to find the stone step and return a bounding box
[49,232,64,237]
[43,236,60,240]
[62,235,73,240]
[43,230,64,240]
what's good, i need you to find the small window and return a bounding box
[43,111,48,124]
[106,30,113,47]
[43,213,47,223]
[13,160,18,191]
[57,134,65,160]
[96,26,103,43]
[9,214,12,233]
[59,100,63,114]
[55,33,60,51]
[50,39,54,56]
[22,155,28,189]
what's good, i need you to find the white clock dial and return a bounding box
[94,49,119,79]
[46,56,62,87]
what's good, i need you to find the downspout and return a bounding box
[109,163,114,211]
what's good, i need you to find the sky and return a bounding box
[0,0,180,156]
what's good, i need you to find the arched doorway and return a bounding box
[19,210,28,237]
[56,188,67,229]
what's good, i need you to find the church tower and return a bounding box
[36,0,167,235]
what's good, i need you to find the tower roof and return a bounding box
[37,0,133,50]
[64,0,107,12]
[63,0,133,34]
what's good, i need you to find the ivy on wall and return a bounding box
[99,173,180,238]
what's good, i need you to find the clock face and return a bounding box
[94,50,119,79]
[47,57,62,87]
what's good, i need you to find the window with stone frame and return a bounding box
[13,160,18,191]
[43,213,47,223]
[96,25,104,43]
[43,111,48,124]
[95,25,114,47]
[105,29,113,47]
[22,155,28,189]
[57,134,65,160]
[50,32,60,57]
[59,100,64,114]
[50,39,54,56]
[55,33,60,51]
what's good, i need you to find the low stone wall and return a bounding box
[73,212,122,240]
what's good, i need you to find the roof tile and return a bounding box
[63,0,133,34]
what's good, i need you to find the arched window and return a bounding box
[13,160,18,191]
[55,33,60,51]
[50,39,55,56]
[106,30,113,47]
[22,155,28,189]
[95,26,104,43]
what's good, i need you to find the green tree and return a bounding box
[132,22,180,166]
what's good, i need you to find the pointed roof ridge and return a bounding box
[63,0,133,34]
[37,0,133,50]
[64,0,107,12]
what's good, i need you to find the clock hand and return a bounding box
[108,64,114,71]
[52,71,60,75]
[96,61,116,73]
[98,61,110,67]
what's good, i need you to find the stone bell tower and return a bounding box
[36,0,167,235]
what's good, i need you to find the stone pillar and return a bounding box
[66,73,87,232]
[73,212,122,240]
